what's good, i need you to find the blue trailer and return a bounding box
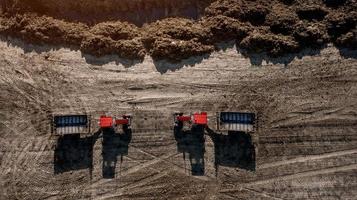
[52,114,91,135]
[217,112,256,133]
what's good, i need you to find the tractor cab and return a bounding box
[99,115,132,134]
[174,112,208,132]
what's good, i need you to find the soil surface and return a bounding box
[0,38,356,199]
[0,0,357,199]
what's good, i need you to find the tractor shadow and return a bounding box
[101,127,132,179]
[206,128,256,174]
[153,53,210,74]
[54,132,100,175]
[174,125,205,176]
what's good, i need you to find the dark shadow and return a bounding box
[54,131,100,175]
[101,126,132,179]
[174,124,205,176]
[238,45,326,66]
[1,35,76,54]
[0,36,142,68]
[152,39,351,70]
[337,48,357,59]
[215,40,236,52]
[296,8,328,22]
[81,53,143,68]
[323,0,347,7]
[206,127,256,175]
[153,53,210,74]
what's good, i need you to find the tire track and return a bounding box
[246,164,357,187]
[129,145,214,181]
[89,143,213,197]
[258,148,357,170]
[219,164,357,193]
[88,151,179,189]
[220,186,286,200]
[93,172,168,200]
[117,172,169,195]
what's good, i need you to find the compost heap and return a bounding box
[0,0,356,61]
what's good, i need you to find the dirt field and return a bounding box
[0,35,357,199]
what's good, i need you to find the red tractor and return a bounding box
[173,112,208,132]
[99,115,132,133]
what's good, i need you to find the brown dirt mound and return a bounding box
[150,38,214,61]
[200,15,252,43]
[0,14,89,46]
[205,0,271,25]
[1,0,212,25]
[0,0,356,61]
[240,31,300,56]
[142,18,216,60]
[80,35,146,60]
[293,22,329,47]
[326,11,357,38]
[266,4,299,35]
[85,21,146,59]
[142,18,209,48]
[336,28,357,49]
[90,22,141,41]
